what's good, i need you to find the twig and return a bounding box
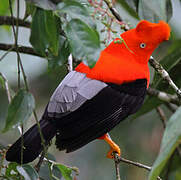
[156,107,166,129]
[9,0,24,166]
[103,0,129,31]
[117,155,151,171]
[149,56,181,99]
[0,46,14,61]
[33,110,51,176]
[0,43,44,58]
[114,154,121,180]
[8,0,49,172]
[115,155,162,180]
[103,0,122,22]
[67,54,73,72]
[0,149,6,175]
[147,87,180,106]
[0,72,12,103]
[165,102,177,113]
[35,149,46,172]
[89,0,129,37]
[43,157,80,175]
[0,16,31,28]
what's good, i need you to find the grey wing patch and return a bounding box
[47,71,107,117]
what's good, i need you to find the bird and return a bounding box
[6,20,170,164]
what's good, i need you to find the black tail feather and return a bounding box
[6,118,56,164]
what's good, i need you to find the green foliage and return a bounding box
[16,164,39,180]
[0,0,10,15]
[0,153,76,180]
[164,153,181,180]
[25,0,56,10]
[2,89,35,132]
[117,0,172,22]
[30,8,60,56]
[149,106,181,179]
[153,40,181,91]
[5,162,21,179]
[117,0,139,19]
[0,76,5,89]
[24,2,36,19]
[138,0,172,22]
[48,36,71,70]
[39,161,62,180]
[64,19,101,67]
[56,0,95,28]
[56,164,73,180]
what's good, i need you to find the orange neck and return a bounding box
[75,42,150,88]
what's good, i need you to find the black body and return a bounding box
[6,79,147,164]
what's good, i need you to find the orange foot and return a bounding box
[98,133,121,159]
[106,143,121,159]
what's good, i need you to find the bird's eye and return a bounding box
[140,43,146,48]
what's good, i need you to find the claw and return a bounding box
[98,133,121,159]
[106,144,121,159]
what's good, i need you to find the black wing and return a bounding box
[44,76,147,153]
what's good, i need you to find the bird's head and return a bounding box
[105,20,171,64]
[120,20,171,63]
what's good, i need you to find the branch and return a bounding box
[0,16,30,28]
[165,102,177,113]
[0,72,12,103]
[103,0,129,31]
[114,154,162,180]
[147,87,180,106]
[114,154,121,180]
[156,107,166,129]
[43,157,80,175]
[103,0,122,22]
[67,54,73,72]
[0,43,45,58]
[149,56,181,99]
[35,148,47,172]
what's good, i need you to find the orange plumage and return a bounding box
[76,20,170,87]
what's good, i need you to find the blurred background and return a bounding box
[0,0,181,179]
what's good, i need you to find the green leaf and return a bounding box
[48,36,70,69]
[64,19,101,67]
[16,165,39,180]
[5,162,20,179]
[25,0,56,10]
[0,0,9,15]
[30,8,60,56]
[2,89,35,132]
[0,0,14,32]
[165,153,181,180]
[39,161,62,180]
[24,2,36,20]
[117,0,139,18]
[0,76,5,89]
[148,106,181,180]
[56,164,72,180]
[56,0,95,28]
[138,0,173,22]
[153,40,181,89]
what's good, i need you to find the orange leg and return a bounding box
[98,133,121,159]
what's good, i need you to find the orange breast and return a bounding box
[85,51,150,87]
